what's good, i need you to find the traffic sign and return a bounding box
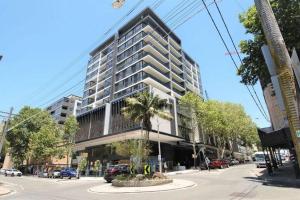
[144,165,150,175]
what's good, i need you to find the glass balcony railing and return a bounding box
[173,79,184,88]
[173,87,185,96]
[143,62,170,79]
[143,51,169,69]
[143,73,171,89]
[144,41,169,60]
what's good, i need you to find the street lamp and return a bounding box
[112,0,125,9]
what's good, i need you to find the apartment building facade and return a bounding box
[46,94,82,124]
[75,8,206,169]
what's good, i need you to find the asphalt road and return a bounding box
[1,164,299,200]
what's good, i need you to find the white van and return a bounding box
[254,152,267,168]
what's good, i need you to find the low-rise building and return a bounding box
[46,95,82,124]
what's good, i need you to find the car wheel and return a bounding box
[68,176,71,179]
[11,173,15,177]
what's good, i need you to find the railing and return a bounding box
[143,51,169,69]
[171,69,184,79]
[143,73,171,89]
[146,32,168,51]
[143,62,170,79]
[144,41,169,60]
[173,87,185,96]
[172,78,184,88]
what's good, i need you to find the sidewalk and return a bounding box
[164,169,200,176]
[256,162,300,188]
[0,185,11,196]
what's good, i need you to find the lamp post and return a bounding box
[156,117,162,173]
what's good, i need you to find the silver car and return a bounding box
[5,169,22,176]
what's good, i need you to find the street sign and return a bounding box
[144,165,150,175]
[296,130,300,138]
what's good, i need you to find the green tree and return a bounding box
[122,91,172,169]
[78,157,87,176]
[238,0,300,88]
[63,116,79,167]
[29,122,64,165]
[6,107,54,167]
[123,91,172,140]
[179,92,204,168]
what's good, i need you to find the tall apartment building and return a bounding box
[46,94,82,124]
[75,8,204,168]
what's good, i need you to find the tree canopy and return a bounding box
[180,92,259,158]
[6,107,55,167]
[238,0,300,88]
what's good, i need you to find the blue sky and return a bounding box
[0,0,270,128]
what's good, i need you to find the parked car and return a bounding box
[38,171,49,178]
[230,159,240,165]
[209,159,229,169]
[48,169,61,178]
[104,164,129,183]
[5,169,22,177]
[60,168,77,179]
[0,168,7,175]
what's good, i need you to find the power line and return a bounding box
[152,0,165,10]
[201,0,270,122]
[0,110,18,116]
[24,0,145,106]
[213,0,270,121]
[162,0,190,21]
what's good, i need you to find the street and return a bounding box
[1,164,299,200]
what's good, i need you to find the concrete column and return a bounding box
[103,103,111,135]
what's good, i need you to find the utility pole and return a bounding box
[0,107,13,154]
[255,0,300,176]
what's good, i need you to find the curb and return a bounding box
[88,179,197,194]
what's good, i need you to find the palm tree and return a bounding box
[122,91,172,172]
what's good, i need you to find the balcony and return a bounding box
[171,69,184,81]
[169,37,181,51]
[144,33,168,55]
[85,81,96,89]
[170,53,182,66]
[170,44,181,59]
[142,52,169,72]
[88,89,96,96]
[143,73,170,93]
[173,87,185,96]
[171,62,183,74]
[143,63,170,82]
[143,42,169,64]
[173,78,185,89]
[143,25,168,47]
[87,97,95,104]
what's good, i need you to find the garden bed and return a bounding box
[112,178,173,187]
[111,173,173,187]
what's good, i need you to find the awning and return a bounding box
[74,130,184,151]
[258,127,292,149]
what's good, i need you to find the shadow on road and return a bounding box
[244,163,300,189]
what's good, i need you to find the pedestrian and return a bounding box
[163,161,168,173]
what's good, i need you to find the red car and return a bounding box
[209,159,229,169]
[104,164,129,183]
